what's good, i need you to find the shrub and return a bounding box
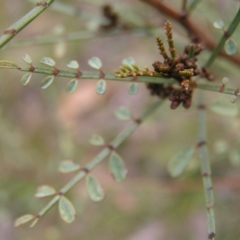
[0,1,240,239]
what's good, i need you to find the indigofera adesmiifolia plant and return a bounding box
[0,2,239,238]
[115,21,212,109]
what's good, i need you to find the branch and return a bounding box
[197,83,240,96]
[3,27,159,49]
[0,60,176,85]
[29,99,164,226]
[0,0,55,49]
[141,0,240,66]
[197,91,215,240]
[2,61,240,97]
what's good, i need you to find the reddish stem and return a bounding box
[141,0,240,66]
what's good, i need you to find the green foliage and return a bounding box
[66,79,78,93]
[14,214,35,227]
[88,57,102,70]
[86,175,104,202]
[210,98,239,117]
[168,147,195,177]
[58,196,76,223]
[0,1,240,240]
[109,152,127,182]
[35,185,56,198]
[115,106,132,120]
[89,134,105,146]
[224,39,238,55]
[58,160,80,173]
[95,79,107,95]
[20,72,32,86]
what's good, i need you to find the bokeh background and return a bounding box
[0,1,240,239]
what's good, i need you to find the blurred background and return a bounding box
[0,0,240,239]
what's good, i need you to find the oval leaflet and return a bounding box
[115,106,131,120]
[122,57,135,67]
[0,60,18,69]
[58,160,80,173]
[67,60,79,69]
[224,39,237,55]
[86,175,104,202]
[40,57,56,67]
[66,79,78,93]
[15,214,35,227]
[22,54,32,65]
[89,134,105,146]
[20,72,32,86]
[58,196,76,223]
[210,98,238,117]
[96,79,106,94]
[168,147,194,177]
[88,57,102,69]
[128,82,138,95]
[40,76,55,89]
[35,185,56,198]
[213,19,224,29]
[109,152,127,182]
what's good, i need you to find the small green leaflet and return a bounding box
[209,98,238,117]
[15,214,35,227]
[86,175,104,202]
[40,76,54,89]
[0,60,18,69]
[35,185,56,198]
[128,82,138,95]
[168,147,194,177]
[67,60,79,69]
[224,39,237,55]
[20,72,32,86]
[109,152,127,182]
[40,57,56,67]
[22,54,32,65]
[115,106,131,120]
[58,196,76,223]
[29,218,39,228]
[89,134,105,146]
[58,160,80,173]
[122,57,135,67]
[222,77,229,84]
[88,57,102,69]
[213,19,224,29]
[66,79,78,93]
[96,79,106,94]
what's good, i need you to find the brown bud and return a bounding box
[171,101,180,109]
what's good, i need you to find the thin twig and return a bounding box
[197,7,240,240]
[0,0,55,49]
[197,83,240,96]
[3,27,159,50]
[2,63,240,97]
[197,91,216,240]
[5,31,101,49]
[30,99,164,226]
[0,63,176,84]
